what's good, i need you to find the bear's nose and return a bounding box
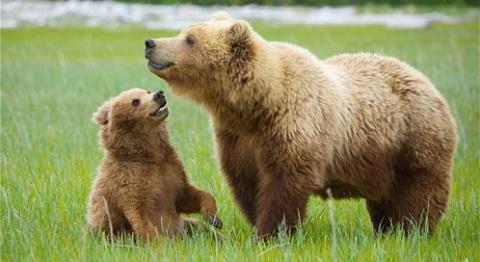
[153,90,165,102]
[144,38,156,52]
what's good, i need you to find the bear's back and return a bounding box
[325,53,436,97]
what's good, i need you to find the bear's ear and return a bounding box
[227,20,252,60]
[92,100,111,125]
[210,11,233,21]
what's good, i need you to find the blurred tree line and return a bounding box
[115,0,479,6]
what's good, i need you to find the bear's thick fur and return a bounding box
[145,12,457,237]
[87,88,222,241]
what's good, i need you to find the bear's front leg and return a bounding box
[254,135,323,238]
[255,172,309,238]
[214,126,259,225]
[176,184,223,228]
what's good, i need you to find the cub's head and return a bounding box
[93,88,168,127]
[144,12,258,101]
[93,88,169,152]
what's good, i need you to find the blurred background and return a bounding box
[2,0,479,261]
[2,0,479,29]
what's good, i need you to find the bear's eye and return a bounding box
[132,99,140,107]
[147,91,151,94]
[186,35,195,47]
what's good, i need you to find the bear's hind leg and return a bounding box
[367,165,451,234]
[366,200,394,233]
[88,196,129,238]
[392,168,451,233]
[387,87,456,233]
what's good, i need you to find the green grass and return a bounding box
[1,22,479,261]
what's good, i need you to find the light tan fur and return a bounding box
[87,88,222,241]
[145,12,457,237]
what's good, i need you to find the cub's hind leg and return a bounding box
[87,195,129,238]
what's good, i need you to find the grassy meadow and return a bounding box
[1,22,479,261]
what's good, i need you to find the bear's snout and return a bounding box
[144,38,156,54]
[153,90,166,104]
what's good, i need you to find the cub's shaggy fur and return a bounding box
[87,88,222,241]
[145,12,457,237]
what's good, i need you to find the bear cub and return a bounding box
[87,88,222,241]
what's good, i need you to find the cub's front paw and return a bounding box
[201,206,223,229]
[208,216,223,229]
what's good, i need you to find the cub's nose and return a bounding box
[144,38,156,53]
[153,90,165,103]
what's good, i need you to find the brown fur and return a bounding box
[145,12,457,237]
[87,88,222,241]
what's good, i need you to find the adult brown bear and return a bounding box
[145,12,457,237]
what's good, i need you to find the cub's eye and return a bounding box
[147,91,151,94]
[132,99,140,107]
[186,35,195,47]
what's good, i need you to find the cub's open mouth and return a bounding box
[150,101,169,118]
[148,60,174,70]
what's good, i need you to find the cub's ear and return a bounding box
[92,100,111,125]
[210,11,233,21]
[227,20,253,60]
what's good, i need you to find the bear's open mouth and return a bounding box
[148,60,174,70]
[150,101,169,118]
